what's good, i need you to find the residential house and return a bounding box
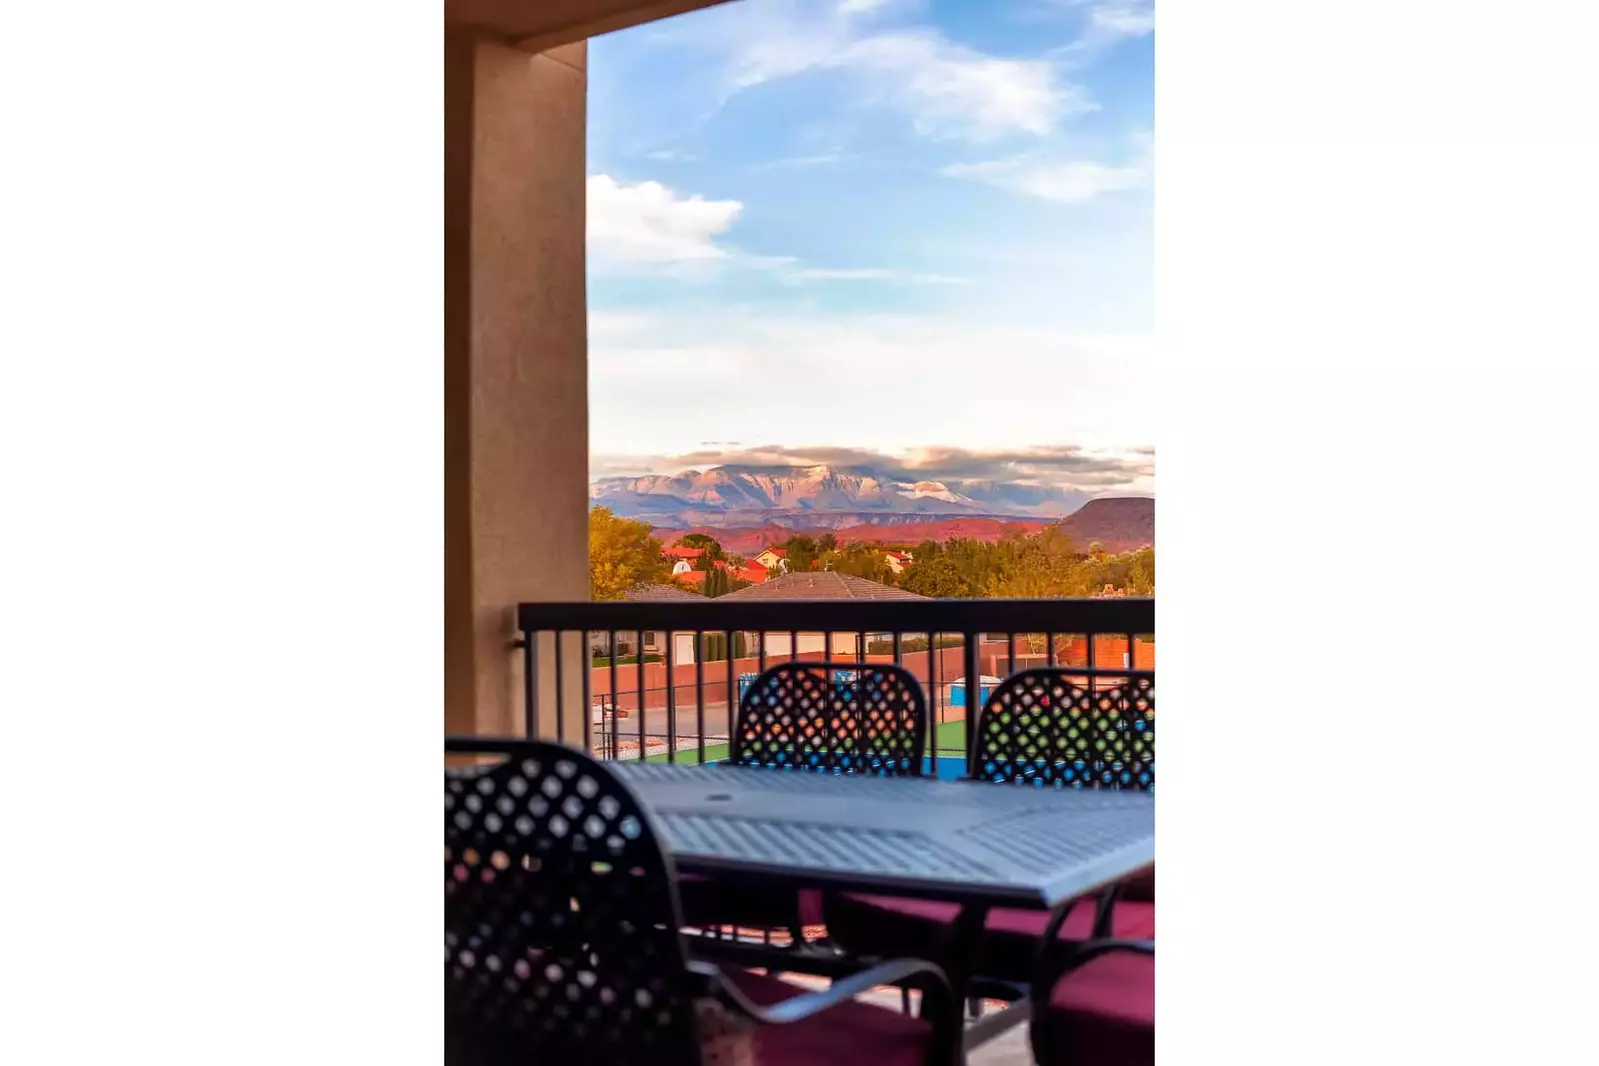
[592,582,704,665]
[718,571,926,657]
[754,546,787,572]
[884,550,913,575]
[730,558,769,584]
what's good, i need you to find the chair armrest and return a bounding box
[1031,937,1155,1016]
[690,956,953,1026]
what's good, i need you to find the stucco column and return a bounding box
[445,31,589,739]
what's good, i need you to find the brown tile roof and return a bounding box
[717,571,927,602]
[621,583,704,602]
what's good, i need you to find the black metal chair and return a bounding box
[678,661,929,962]
[828,669,1156,988]
[732,661,929,775]
[445,738,957,1066]
[1030,933,1155,1066]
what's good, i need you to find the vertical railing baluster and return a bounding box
[523,629,538,739]
[725,630,736,763]
[580,629,592,755]
[790,629,798,665]
[1087,629,1098,783]
[1047,630,1056,668]
[857,630,867,767]
[665,630,677,763]
[963,630,981,766]
[609,631,620,761]
[554,629,566,745]
[929,631,939,775]
[1007,631,1016,677]
[637,628,646,761]
[695,630,705,765]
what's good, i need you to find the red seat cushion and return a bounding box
[721,969,932,1066]
[1034,952,1154,1066]
[826,894,1154,982]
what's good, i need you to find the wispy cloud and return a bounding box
[695,0,1086,143]
[753,152,850,170]
[783,266,970,284]
[943,131,1151,203]
[1042,0,1155,54]
[591,442,1154,495]
[1077,0,1156,39]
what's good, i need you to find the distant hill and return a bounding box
[653,497,1153,555]
[1052,497,1154,552]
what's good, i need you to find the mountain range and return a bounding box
[652,497,1154,555]
[590,464,1105,529]
[590,464,1153,552]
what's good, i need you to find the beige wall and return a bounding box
[756,632,866,658]
[443,0,738,740]
[445,32,589,739]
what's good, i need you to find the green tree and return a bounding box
[899,553,979,598]
[782,534,820,572]
[1127,546,1155,594]
[702,566,731,598]
[828,542,891,583]
[677,533,725,561]
[589,506,671,600]
[985,524,1080,597]
[816,533,838,553]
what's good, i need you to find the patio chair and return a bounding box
[827,669,1156,986]
[445,738,958,1066]
[1030,934,1155,1066]
[677,661,928,960]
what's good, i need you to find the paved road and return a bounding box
[590,700,735,752]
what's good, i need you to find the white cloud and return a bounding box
[1082,0,1155,38]
[1047,1,1155,45]
[943,133,1151,203]
[836,0,896,14]
[587,173,970,284]
[785,266,970,284]
[753,152,849,169]
[842,32,1086,141]
[586,174,742,263]
[588,306,1153,456]
[711,2,1083,143]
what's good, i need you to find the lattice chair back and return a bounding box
[732,662,928,775]
[971,668,1155,791]
[445,740,704,1065]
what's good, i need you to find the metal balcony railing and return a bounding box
[510,598,1154,777]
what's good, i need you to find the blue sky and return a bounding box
[587,0,1153,496]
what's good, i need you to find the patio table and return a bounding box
[613,762,1154,911]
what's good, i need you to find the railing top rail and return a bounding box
[517,597,1154,634]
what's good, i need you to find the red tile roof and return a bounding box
[622,583,704,602]
[717,571,926,602]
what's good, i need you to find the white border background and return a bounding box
[4,2,1599,1063]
